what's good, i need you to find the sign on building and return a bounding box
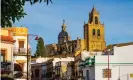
[130,73,133,78]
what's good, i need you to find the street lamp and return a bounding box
[104,48,110,80]
[27,34,39,80]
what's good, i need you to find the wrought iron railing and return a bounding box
[1,62,14,78]
[13,47,31,55]
[1,62,13,71]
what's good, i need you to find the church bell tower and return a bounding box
[84,7,106,51]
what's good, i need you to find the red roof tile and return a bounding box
[1,35,15,43]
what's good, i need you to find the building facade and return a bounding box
[95,42,133,80]
[1,28,15,78]
[83,7,106,51]
[3,27,30,80]
[31,62,46,80]
[31,57,51,80]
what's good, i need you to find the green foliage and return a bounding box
[35,37,47,57]
[28,0,53,5]
[1,0,52,28]
[1,0,26,27]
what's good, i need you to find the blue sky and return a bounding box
[14,0,133,55]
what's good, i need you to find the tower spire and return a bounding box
[84,20,86,25]
[91,6,99,14]
[63,19,65,24]
[62,19,66,31]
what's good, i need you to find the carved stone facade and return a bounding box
[46,38,86,57]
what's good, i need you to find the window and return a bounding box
[31,71,34,78]
[76,71,77,77]
[86,70,90,80]
[92,29,95,35]
[35,69,40,78]
[103,69,111,78]
[68,46,70,52]
[1,54,5,62]
[19,41,24,48]
[95,16,98,24]
[1,50,6,62]
[97,29,100,36]
[80,71,83,77]
[52,47,54,51]
[41,70,45,78]
[75,43,77,48]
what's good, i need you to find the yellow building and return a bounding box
[2,27,30,79]
[0,28,15,62]
[0,28,15,78]
[84,7,106,51]
[46,7,106,57]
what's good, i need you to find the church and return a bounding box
[46,7,106,57]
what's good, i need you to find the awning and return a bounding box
[79,56,95,67]
[16,60,26,63]
[85,56,95,66]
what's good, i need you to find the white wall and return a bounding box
[114,45,133,63]
[31,57,74,65]
[31,57,51,64]
[95,64,133,80]
[13,35,30,73]
[53,57,74,66]
[95,45,133,80]
[13,36,27,48]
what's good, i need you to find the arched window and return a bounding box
[97,29,100,36]
[95,16,98,24]
[92,29,95,35]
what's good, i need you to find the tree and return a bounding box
[1,0,52,28]
[35,37,47,57]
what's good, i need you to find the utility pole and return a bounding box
[108,51,110,80]
[27,30,29,80]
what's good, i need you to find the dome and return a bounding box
[58,31,68,39]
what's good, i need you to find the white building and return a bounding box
[80,50,101,80]
[95,43,133,80]
[31,57,74,80]
[80,42,133,80]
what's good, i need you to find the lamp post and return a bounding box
[12,29,39,80]
[104,48,110,80]
[27,34,39,80]
[108,50,110,80]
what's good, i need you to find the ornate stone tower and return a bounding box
[58,20,70,44]
[84,7,106,51]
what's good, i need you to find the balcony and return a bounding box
[13,47,31,56]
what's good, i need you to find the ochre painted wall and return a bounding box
[1,42,14,62]
[84,7,106,51]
